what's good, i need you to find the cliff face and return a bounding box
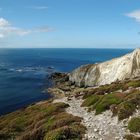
[69,48,140,87]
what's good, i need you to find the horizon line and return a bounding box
[0,47,135,49]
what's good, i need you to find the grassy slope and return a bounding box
[0,100,86,140]
[80,79,140,140]
[82,79,140,119]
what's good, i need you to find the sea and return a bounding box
[0,48,133,115]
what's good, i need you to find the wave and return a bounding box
[0,65,55,74]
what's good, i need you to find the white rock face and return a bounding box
[69,48,140,87]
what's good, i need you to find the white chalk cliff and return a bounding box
[69,48,140,87]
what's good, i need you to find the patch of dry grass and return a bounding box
[0,101,86,140]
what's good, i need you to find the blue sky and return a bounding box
[0,0,140,48]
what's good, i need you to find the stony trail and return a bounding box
[53,97,128,140]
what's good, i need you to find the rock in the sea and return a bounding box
[69,48,140,87]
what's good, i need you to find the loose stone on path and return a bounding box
[53,97,128,140]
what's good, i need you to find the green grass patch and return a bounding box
[82,83,123,99]
[82,82,140,119]
[127,80,140,88]
[82,92,124,114]
[82,79,140,99]
[128,117,140,133]
[95,93,123,114]
[81,94,101,107]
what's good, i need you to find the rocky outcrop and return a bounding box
[69,48,140,87]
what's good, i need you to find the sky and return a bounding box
[0,0,140,48]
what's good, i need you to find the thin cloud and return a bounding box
[35,26,54,32]
[0,17,52,38]
[30,6,48,10]
[125,9,140,23]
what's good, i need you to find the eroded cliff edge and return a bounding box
[69,48,140,87]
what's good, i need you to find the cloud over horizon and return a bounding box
[0,18,52,38]
[125,9,140,23]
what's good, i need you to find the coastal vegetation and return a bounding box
[0,100,85,140]
[82,93,124,115]
[125,134,140,140]
[81,79,140,120]
[128,117,140,133]
[49,72,140,139]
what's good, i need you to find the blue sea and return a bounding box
[0,48,133,115]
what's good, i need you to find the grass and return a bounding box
[82,79,140,99]
[82,78,140,119]
[126,80,140,88]
[82,84,122,99]
[82,93,124,114]
[118,90,140,120]
[117,101,136,120]
[81,94,101,107]
[125,134,140,140]
[0,101,86,140]
[12,116,27,132]
[95,93,123,114]
[45,124,85,140]
[45,112,81,132]
[128,117,140,133]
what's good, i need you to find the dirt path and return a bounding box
[53,97,128,140]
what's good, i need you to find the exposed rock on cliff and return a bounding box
[69,48,140,87]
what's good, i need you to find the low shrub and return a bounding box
[118,91,140,120]
[0,101,85,140]
[82,92,124,114]
[95,93,123,114]
[128,117,140,133]
[125,134,140,140]
[45,113,82,131]
[81,94,101,107]
[117,101,135,120]
[45,124,85,140]
[127,80,140,88]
